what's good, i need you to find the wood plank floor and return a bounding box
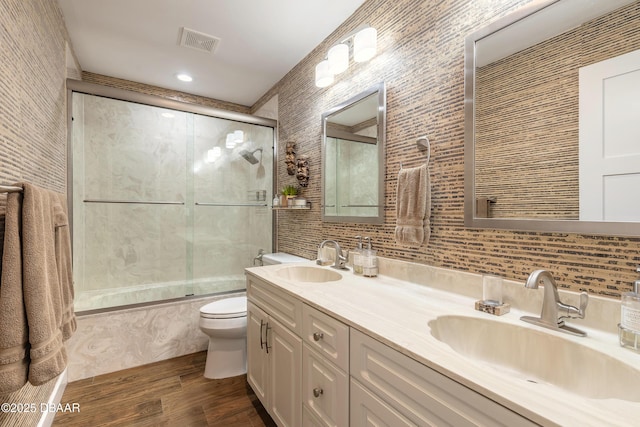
[53,352,276,427]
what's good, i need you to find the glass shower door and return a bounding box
[71,91,275,311]
[191,115,273,296]
[72,93,191,310]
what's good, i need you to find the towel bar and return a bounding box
[195,202,268,207]
[0,185,23,194]
[400,136,431,170]
[84,199,185,205]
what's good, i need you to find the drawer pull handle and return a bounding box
[265,324,272,354]
[259,319,265,350]
[313,387,324,398]
[313,332,324,341]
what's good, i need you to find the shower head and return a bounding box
[239,148,263,165]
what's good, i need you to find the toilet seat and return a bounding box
[200,296,247,319]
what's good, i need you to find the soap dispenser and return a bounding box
[352,236,363,275]
[362,237,378,277]
[620,265,640,352]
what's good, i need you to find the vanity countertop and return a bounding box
[246,259,640,427]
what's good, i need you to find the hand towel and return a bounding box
[395,164,431,246]
[0,183,76,394]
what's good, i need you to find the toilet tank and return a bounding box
[262,252,308,265]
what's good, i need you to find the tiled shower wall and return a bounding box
[0,0,77,424]
[253,0,640,298]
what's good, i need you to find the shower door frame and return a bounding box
[65,79,278,306]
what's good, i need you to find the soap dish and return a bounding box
[475,300,510,316]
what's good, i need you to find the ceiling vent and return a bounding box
[178,27,220,54]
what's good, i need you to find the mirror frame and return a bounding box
[321,82,386,224]
[464,0,640,237]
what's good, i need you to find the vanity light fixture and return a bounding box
[353,27,377,62]
[315,60,334,88]
[315,26,377,88]
[328,43,349,74]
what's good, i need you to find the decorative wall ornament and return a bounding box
[285,141,297,175]
[296,155,310,187]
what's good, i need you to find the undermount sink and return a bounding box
[428,315,640,402]
[274,266,342,283]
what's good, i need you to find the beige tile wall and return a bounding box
[82,72,251,115]
[0,0,74,422]
[475,3,640,219]
[252,0,640,299]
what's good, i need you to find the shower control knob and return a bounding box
[313,387,324,398]
[313,332,324,341]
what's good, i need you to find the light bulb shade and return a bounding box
[225,133,235,148]
[353,27,377,63]
[315,60,334,88]
[328,43,349,74]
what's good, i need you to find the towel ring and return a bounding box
[400,136,430,170]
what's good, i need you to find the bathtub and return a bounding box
[74,274,246,312]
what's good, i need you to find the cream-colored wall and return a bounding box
[254,0,640,298]
[0,0,76,423]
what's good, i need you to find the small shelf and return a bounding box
[273,202,311,210]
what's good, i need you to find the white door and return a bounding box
[579,49,640,221]
[247,302,269,407]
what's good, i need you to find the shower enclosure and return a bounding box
[68,82,275,311]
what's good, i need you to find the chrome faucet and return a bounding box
[253,249,265,266]
[317,240,349,270]
[520,270,588,337]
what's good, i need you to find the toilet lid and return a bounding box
[200,296,247,319]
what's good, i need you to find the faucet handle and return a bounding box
[579,291,589,314]
[559,291,589,320]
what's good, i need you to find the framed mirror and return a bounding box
[322,82,386,224]
[464,0,640,236]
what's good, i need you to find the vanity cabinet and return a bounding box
[350,329,536,427]
[247,272,536,427]
[302,304,349,427]
[247,277,303,427]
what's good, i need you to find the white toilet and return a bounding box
[262,252,308,266]
[199,252,307,379]
[199,296,248,379]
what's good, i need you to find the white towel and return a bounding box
[395,164,430,246]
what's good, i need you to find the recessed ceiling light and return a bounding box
[176,73,193,82]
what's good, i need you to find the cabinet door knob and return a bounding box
[313,387,324,398]
[313,332,324,341]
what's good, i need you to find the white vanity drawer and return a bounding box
[302,304,349,371]
[303,404,326,427]
[350,378,414,427]
[247,275,302,335]
[350,329,536,427]
[302,344,349,427]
